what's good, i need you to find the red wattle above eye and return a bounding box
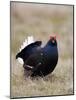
[50,35,56,39]
[54,36,56,39]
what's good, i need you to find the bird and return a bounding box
[16,35,58,77]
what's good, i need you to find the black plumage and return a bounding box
[16,36,58,77]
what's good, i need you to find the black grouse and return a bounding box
[16,36,58,77]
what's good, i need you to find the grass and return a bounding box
[10,2,74,98]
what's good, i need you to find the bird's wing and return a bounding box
[24,51,43,70]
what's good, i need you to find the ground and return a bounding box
[10,2,74,98]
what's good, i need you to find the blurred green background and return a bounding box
[11,2,74,98]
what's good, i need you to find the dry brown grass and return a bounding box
[10,2,74,98]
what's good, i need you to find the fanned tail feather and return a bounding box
[17,35,34,65]
[19,36,34,52]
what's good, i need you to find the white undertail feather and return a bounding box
[18,36,34,64]
[27,36,34,45]
[17,58,24,65]
[19,40,28,51]
[19,36,34,52]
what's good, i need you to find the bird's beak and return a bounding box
[52,40,55,43]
